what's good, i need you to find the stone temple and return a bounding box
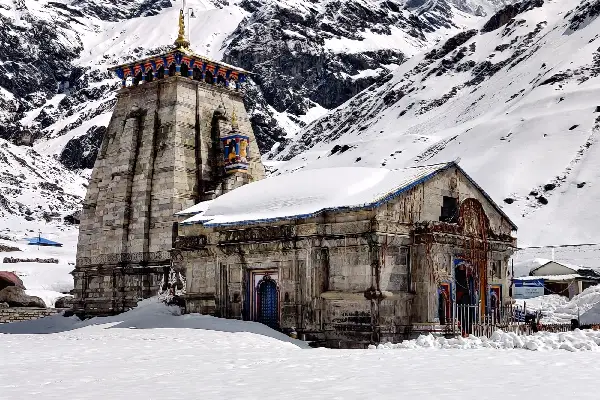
[174,162,517,348]
[72,10,265,315]
[73,8,518,348]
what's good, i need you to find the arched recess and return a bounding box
[145,68,154,83]
[133,71,143,86]
[256,275,279,329]
[204,70,214,84]
[228,76,239,90]
[180,63,189,78]
[156,65,165,79]
[193,66,203,81]
[168,63,176,77]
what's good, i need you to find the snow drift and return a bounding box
[0,297,309,348]
[373,329,600,352]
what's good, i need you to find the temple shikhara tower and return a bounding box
[72,9,265,315]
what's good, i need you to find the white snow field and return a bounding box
[1,299,600,400]
[0,227,78,307]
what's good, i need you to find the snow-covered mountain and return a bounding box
[0,0,497,234]
[1,0,493,156]
[270,0,600,246]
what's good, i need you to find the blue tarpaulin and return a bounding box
[27,237,63,247]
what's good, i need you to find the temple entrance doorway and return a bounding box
[245,270,280,330]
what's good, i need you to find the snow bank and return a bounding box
[373,330,600,352]
[510,286,600,324]
[556,286,600,325]
[514,295,569,322]
[0,297,309,348]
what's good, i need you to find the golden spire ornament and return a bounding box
[174,8,190,49]
[231,109,239,130]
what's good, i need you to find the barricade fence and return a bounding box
[449,303,572,338]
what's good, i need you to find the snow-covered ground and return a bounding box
[511,286,600,325]
[0,298,599,399]
[0,225,77,307]
[375,329,600,352]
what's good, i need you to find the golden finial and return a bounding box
[231,109,239,129]
[174,8,190,49]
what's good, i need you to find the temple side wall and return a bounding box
[375,166,513,236]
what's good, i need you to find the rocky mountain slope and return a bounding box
[270,0,600,246]
[0,0,499,234]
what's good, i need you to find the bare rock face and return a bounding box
[59,126,106,170]
[0,244,21,252]
[0,286,46,308]
[481,0,544,33]
[54,296,74,309]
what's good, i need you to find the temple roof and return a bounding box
[108,46,251,75]
[179,161,518,229]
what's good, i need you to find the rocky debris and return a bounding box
[54,296,74,309]
[425,30,478,60]
[2,257,59,264]
[0,245,21,252]
[481,0,544,33]
[64,210,81,225]
[568,0,600,31]
[0,302,8,309]
[329,144,354,156]
[0,286,46,308]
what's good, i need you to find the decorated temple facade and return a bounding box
[72,8,265,316]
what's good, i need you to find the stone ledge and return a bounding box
[0,307,69,324]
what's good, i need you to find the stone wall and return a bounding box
[0,307,67,324]
[177,163,517,348]
[376,165,514,236]
[177,210,418,347]
[74,75,265,316]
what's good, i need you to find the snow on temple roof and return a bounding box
[515,274,586,282]
[175,200,213,218]
[180,161,517,228]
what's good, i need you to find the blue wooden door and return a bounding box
[257,276,279,329]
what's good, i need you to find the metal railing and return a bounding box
[451,303,571,338]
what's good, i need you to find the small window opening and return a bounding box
[493,260,502,278]
[440,196,459,223]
